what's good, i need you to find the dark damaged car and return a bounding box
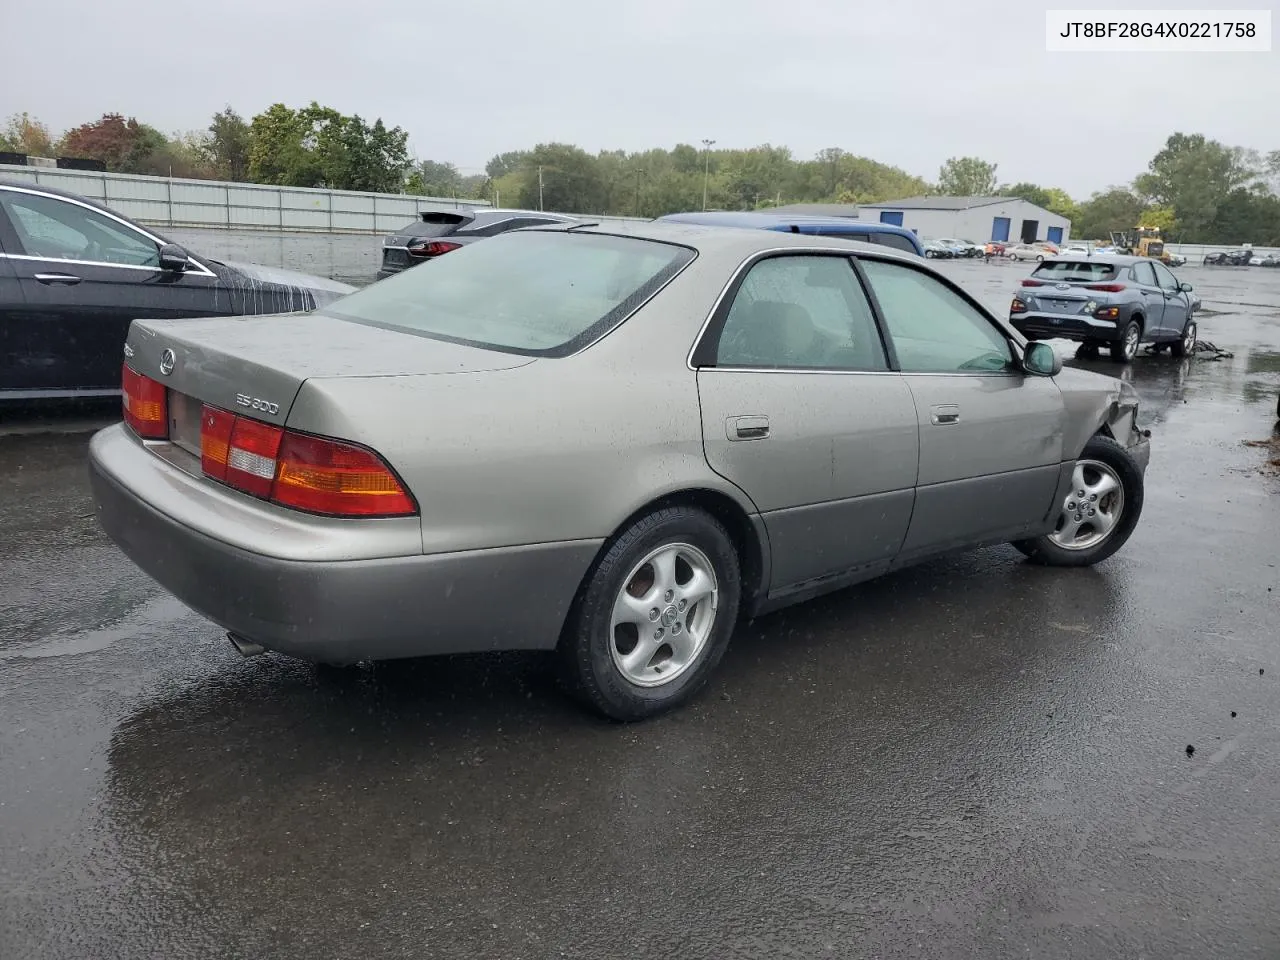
[0,179,354,398]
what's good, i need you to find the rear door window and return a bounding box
[1133,262,1158,286]
[1031,260,1119,282]
[712,255,888,371]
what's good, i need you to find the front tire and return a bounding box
[1012,435,1144,567]
[1170,318,1197,358]
[559,506,741,721]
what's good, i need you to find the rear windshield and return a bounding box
[1032,260,1119,282]
[868,233,919,254]
[393,212,470,240]
[326,231,695,356]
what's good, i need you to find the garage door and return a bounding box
[991,217,1010,242]
[879,211,904,226]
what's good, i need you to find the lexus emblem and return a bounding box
[158,349,176,376]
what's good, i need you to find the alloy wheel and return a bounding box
[609,543,719,687]
[1048,459,1125,551]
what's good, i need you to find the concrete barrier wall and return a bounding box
[1165,242,1280,260]
[0,164,492,235]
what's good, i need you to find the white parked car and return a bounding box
[1006,243,1049,261]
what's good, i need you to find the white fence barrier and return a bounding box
[1165,242,1280,261]
[0,164,492,235]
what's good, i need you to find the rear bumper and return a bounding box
[1010,312,1121,342]
[88,424,602,662]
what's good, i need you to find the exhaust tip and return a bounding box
[227,632,267,658]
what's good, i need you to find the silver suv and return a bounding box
[1009,255,1197,363]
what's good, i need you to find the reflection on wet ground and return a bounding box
[2,261,1280,959]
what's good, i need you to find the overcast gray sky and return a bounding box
[3,0,1275,197]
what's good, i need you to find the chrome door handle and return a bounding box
[34,273,82,285]
[930,404,960,425]
[727,415,770,441]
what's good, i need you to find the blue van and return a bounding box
[657,210,925,257]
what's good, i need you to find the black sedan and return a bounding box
[0,179,354,399]
[377,207,576,279]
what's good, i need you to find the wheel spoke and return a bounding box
[676,567,715,607]
[665,626,698,665]
[1056,514,1084,544]
[1088,471,1120,499]
[620,635,662,675]
[650,548,678,597]
[1092,506,1118,535]
[612,590,653,630]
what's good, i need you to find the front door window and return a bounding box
[0,192,160,267]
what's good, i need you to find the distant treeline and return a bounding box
[3,110,1278,244]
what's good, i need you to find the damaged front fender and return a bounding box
[1056,367,1149,466]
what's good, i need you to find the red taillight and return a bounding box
[1021,279,1046,287]
[225,417,284,497]
[200,406,235,480]
[273,433,417,516]
[198,404,415,517]
[1085,283,1127,292]
[1011,298,1027,314]
[407,239,462,258]
[121,363,168,439]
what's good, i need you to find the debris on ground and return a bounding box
[1241,435,1280,474]
[1196,340,1235,360]
[1141,340,1234,360]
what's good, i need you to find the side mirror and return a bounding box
[1023,341,1061,377]
[158,243,189,272]
[1179,281,1193,292]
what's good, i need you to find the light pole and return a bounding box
[701,139,716,210]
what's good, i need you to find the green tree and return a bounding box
[1134,133,1256,240]
[207,107,251,181]
[1210,188,1280,246]
[937,156,998,196]
[247,103,408,191]
[999,182,1053,208]
[0,112,55,156]
[485,151,529,180]
[516,143,606,213]
[1072,187,1147,240]
[407,160,461,196]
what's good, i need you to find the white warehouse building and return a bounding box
[854,196,1072,247]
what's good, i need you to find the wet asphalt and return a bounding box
[3,259,1280,959]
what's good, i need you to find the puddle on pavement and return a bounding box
[0,594,191,660]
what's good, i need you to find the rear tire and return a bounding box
[1170,318,1197,358]
[558,506,741,721]
[1012,435,1144,567]
[1109,320,1141,363]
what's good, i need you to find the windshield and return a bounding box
[1032,260,1120,282]
[326,230,695,356]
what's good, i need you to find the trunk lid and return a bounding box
[124,312,534,429]
[1024,281,1095,314]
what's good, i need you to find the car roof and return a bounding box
[530,218,923,263]
[1041,254,1145,265]
[0,176,175,242]
[469,208,576,222]
[657,210,913,234]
